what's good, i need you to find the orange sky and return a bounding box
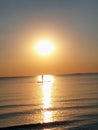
[0,0,98,77]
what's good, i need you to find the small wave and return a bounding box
[76,113,98,119]
[0,110,36,119]
[54,97,98,103]
[1,119,82,129]
[1,104,98,120]
[43,104,98,111]
[0,104,98,119]
[68,122,98,130]
[0,103,41,109]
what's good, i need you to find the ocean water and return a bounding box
[0,74,98,130]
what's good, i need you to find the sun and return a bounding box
[35,40,54,56]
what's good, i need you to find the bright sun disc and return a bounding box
[35,40,54,56]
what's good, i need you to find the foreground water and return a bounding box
[0,74,98,130]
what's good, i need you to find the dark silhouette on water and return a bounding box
[37,75,51,83]
[42,74,43,82]
[37,75,44,83]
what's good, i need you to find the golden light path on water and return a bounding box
[39,75,54,123]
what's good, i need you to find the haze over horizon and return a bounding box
[0,0,98,77]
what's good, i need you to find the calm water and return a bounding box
[0,74,98,130]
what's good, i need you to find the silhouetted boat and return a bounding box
[37,75,51,83]
[37,75,44,83]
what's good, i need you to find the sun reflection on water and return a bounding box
[38,75,54,83]
[41,75,54,123]
[43,111,52,123]
[42,82,52,109]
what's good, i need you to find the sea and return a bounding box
[0,73,98,130]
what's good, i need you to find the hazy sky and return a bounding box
[0,0,98,77]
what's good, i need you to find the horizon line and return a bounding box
[0,72,98,78]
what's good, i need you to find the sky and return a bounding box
[0,0,98,77]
